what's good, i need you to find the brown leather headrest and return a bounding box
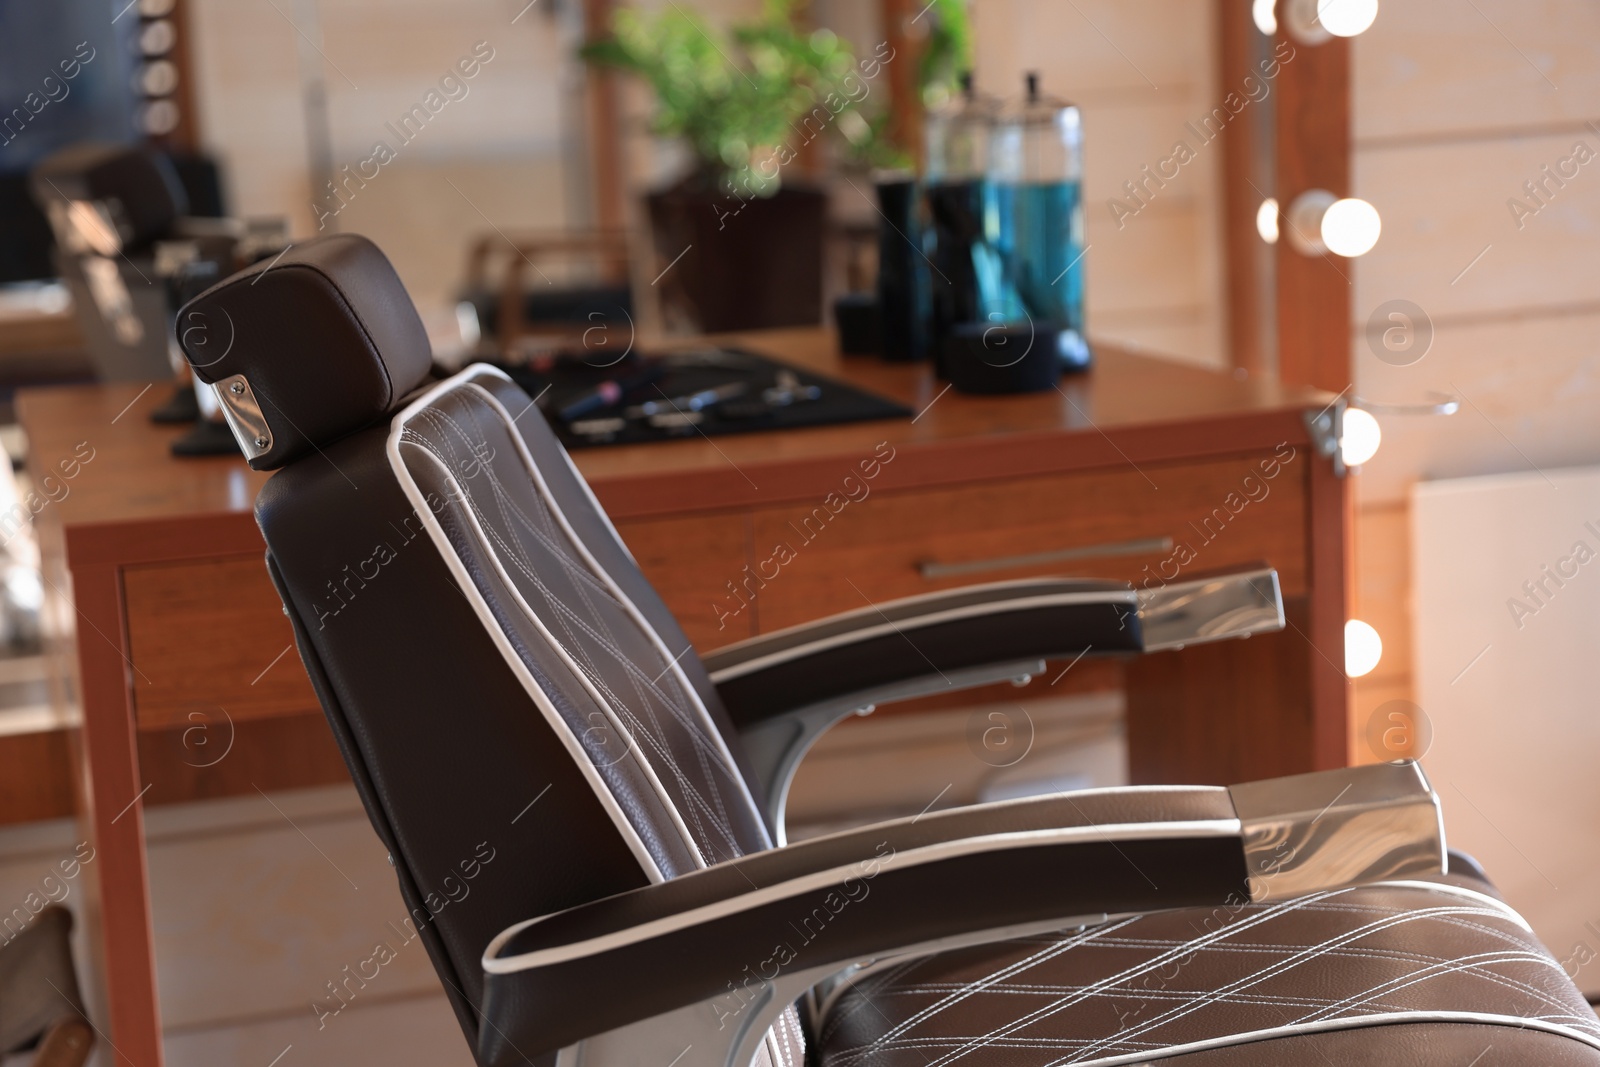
[177,234,434,470]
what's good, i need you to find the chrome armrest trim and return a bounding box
[1138,567,1285,652]
[1228,760,1446,903]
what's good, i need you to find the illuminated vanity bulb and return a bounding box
[1252,0,1278,35]
[1286,0,1378,43]
[1345,619,1383,678]
[1321,197,1382,257]
[1318,0,1379,37]
[1340,406,1382,467]
[1256,198,1280,244]
[1287,191,1381,257]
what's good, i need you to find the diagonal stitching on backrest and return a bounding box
[406,401,742,858]
[391,373,767,871]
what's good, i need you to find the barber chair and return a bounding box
[178,233,1600,1066]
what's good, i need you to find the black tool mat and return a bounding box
[479,346,912,449]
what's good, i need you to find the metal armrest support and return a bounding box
[477,762,1441,1067]
[706,567,1285,840]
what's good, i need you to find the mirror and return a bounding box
[169,0,1258,371]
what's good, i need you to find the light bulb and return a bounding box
[1340,406,1382,467]
[1345,619,1383,678]
[1252,0,1278,35]
[1318,0,1379,37]
[1321,197,1381,257]
[1256,198,1280,244]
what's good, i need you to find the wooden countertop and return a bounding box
[17,328,1335,539]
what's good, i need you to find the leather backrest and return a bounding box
[241,236,770,1062]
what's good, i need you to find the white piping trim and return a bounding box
[707,591,1141,683]
[401,443,706,872]
[481,818,1243,973]
[1363,879,1534,933]
[385,366,668,881]
[458,380,767,849]
[1050,1012,1600,1065]
[774,785,1230,854]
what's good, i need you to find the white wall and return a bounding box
[1414,466,1600,997]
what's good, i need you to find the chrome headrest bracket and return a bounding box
[1229,760,1446,902]
[214,373,273,461]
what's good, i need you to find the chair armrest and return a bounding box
[706,567,1284,840]
[705,568,1284,721]
[477,762,1442,1064]
[703,577,1142,724]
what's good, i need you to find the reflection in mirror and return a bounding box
[179,0,1265,372]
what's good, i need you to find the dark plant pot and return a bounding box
[646,180,826,333]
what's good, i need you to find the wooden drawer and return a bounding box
[744,450,1307,633]
[124,556,318,730]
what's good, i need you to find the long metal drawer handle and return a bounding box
[918,536,1175,581]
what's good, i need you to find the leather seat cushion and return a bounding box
[817,873,1600,1066]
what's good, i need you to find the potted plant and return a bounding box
[582,0,883,331]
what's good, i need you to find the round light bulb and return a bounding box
[1345,619,1383,678]
[1256,197,1280,244]
[1252,0,1278,35]
[1340,406,1382,467]
[1321,197,1381,257]
[1318,0,1379,37]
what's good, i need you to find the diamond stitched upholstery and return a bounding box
[818,873,1600,1066]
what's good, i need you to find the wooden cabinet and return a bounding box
[744,453,1308,632]
[124,556,316,729]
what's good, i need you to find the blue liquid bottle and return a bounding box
[991,72,1090,369]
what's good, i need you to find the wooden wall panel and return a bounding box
[973,0,1216,92]
[1087,201,1208,316]
[1355,311,1600,505]
[1354,134,1600,327]
[1354,0,1600,144]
